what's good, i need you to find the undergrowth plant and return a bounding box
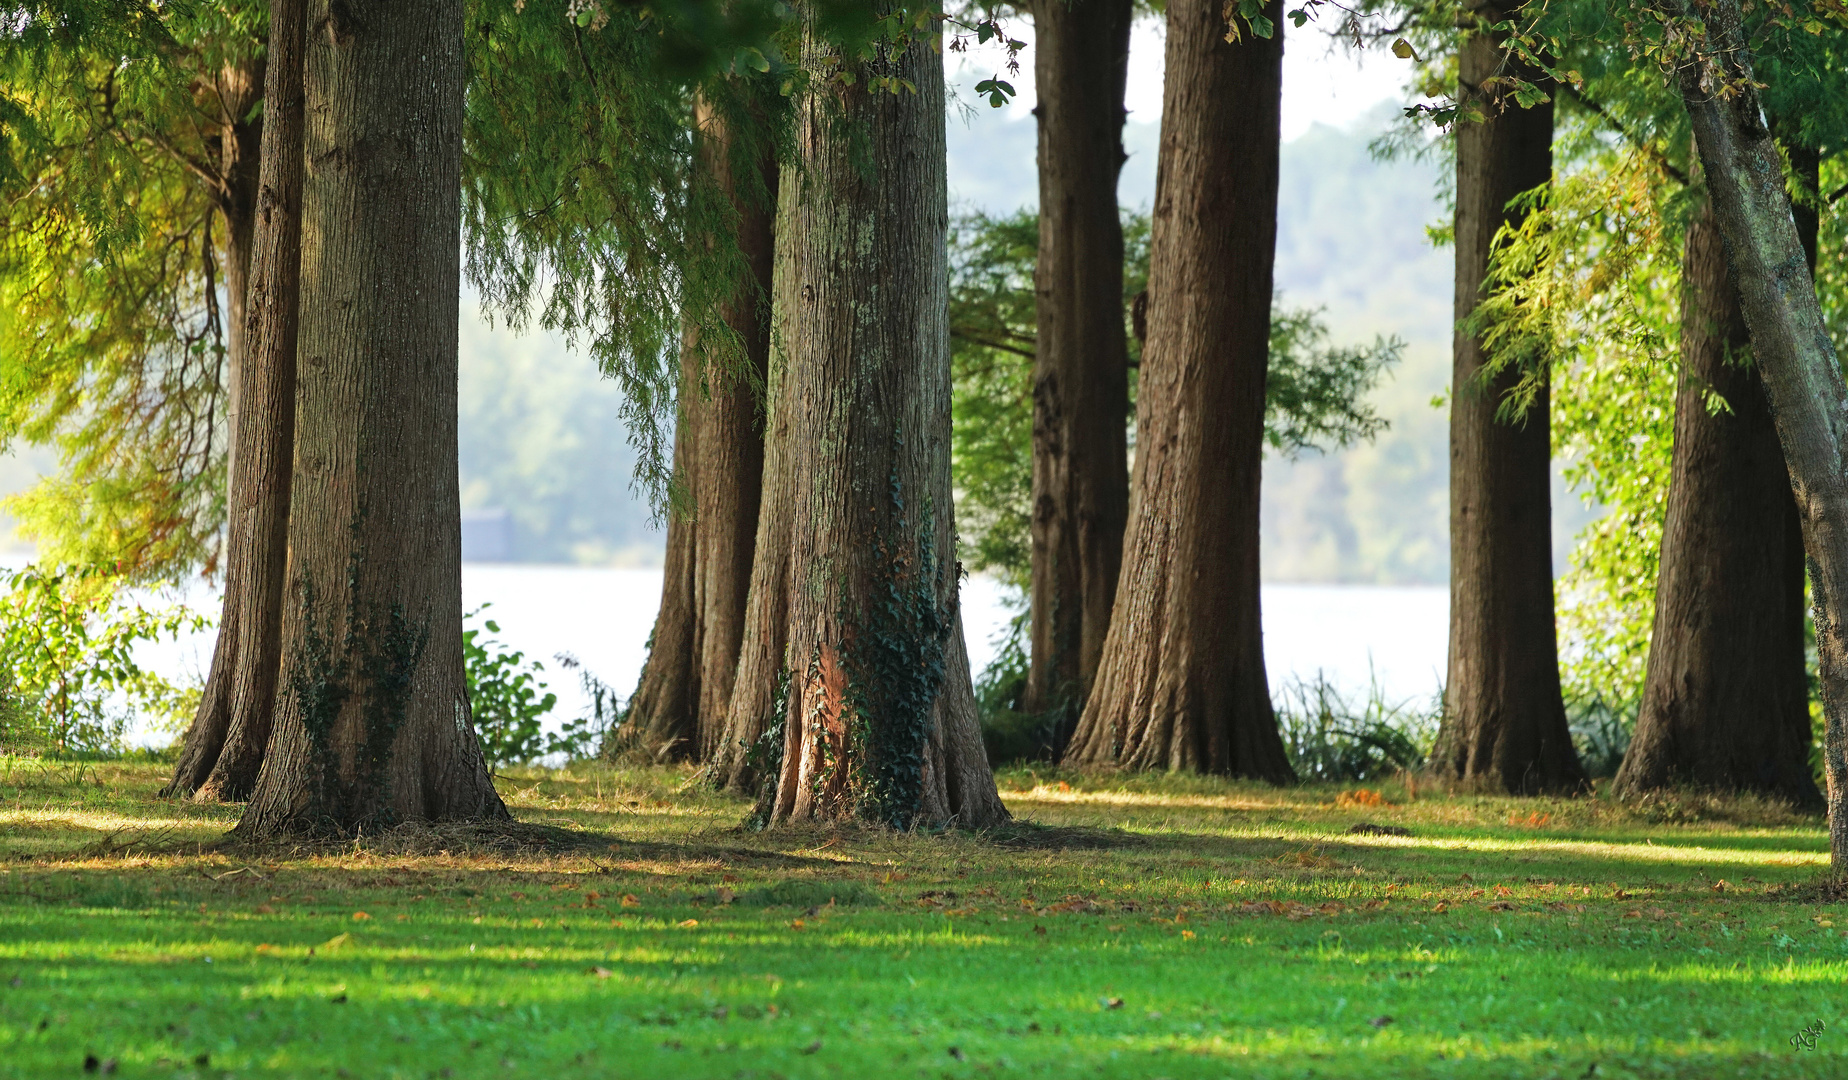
[0,562,205,756]
[1273,671,1436,783]
[463,605,559,767]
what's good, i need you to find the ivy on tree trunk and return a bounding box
[719,13,1006,829]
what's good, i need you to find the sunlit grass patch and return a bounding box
[0,760,1844,1078]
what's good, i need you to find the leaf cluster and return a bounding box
[462,605,565,768]
[0,563,208,755]
[0,1,268,579]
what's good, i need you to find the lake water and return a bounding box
[12,560,1449,746]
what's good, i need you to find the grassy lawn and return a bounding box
[2,758,1844,1079]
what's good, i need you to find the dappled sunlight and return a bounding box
[5,761,1846,1078]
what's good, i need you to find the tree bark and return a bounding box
[1614,191,1817,806]
[1663,0,1848,864]
[740,17,1005,828]
[617,97,774,765]
[1059,0,1292,780]
[236,0,506,837]
[1428,7,1585,794]
[1022,0,1133,752]
[165,37,294,801]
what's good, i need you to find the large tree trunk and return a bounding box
[1614,191,1817,806]
[1022,0,1133,752]
[1664,0,1848,865]
[236,0,505,837]
[616,97,774,765]
[1428,7,1584,794]
[738,16,1005,828]
[1059,0,1292,780]
[165,40,293,801]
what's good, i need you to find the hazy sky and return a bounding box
[945,14,1420,142]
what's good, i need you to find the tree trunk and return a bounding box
[1664,0,1848,865]
[616,97,774,765]
[1428,7,1584,794]
[1614,191,1817,806]
[1059,0,1293,781]
[164,43,289,801]
[1022,0,1133,752]
[740,16,1005,828]
[236,0,506,837]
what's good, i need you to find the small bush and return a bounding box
[464,605,559,767]
[0,563,205,756]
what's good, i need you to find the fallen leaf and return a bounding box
[320,933,352,951]
[1431,903,1449,914]
[1181,930,1196,940]
[351,912,371,922]
[620,894,641,908]
[790,919,805,930]
[677,919,699,929]
[589,966,613,979]
[800,1039,822,1054]
[1101,997,1124,1010]
[1370,1015,1394,1029]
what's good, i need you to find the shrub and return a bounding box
[0,563,205,756]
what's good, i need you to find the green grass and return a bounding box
[2,758,1845,1078]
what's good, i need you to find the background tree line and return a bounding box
[1,0,1846,866]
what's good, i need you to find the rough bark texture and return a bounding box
[741,21,1005,828]
[1666,0,1848,865]
[1614,192,1817,806]
[1022,0,1133,750]
[236,0,506,837]
[618,99,774,765]
[164,48,281,800]
[1429,9,1585,794]
[1059,0,1292,781]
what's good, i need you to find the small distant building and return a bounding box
[460,508,514,562]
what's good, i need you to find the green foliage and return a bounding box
[463,605,561,768]
[464,0,784,517]
[0,563,206,755]
[0,2,268,580]
[1274,672,1436,783]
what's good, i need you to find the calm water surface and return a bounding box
[58,563,1447,746]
